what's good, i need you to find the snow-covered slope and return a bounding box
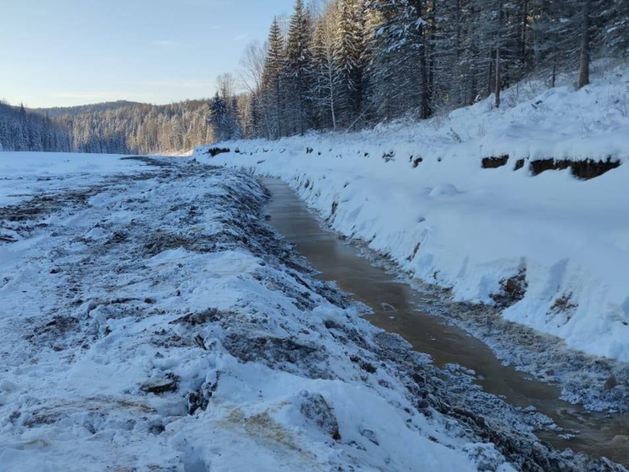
[198,65,629,362]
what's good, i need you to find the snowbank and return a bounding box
[198,66,629,362]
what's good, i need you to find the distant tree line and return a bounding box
[0,102,72,152]
[230,0,628,140]
[0,100,214,154]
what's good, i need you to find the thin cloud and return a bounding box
[52,91,152,100]
[132,79,215,89]
[152,40,181,48]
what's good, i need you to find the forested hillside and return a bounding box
[0,102,73,152]
[0,100,214,154]
[37,101,142,118]
[60,101,214,154]
[213,0,628,140]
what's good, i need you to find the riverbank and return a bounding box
[199,144,629,414]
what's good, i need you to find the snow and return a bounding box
[199,64,629,363]
[0,154,533,472]
[2,153,616,471]
[0,151,140,207]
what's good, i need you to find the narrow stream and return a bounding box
[262,177,629,467]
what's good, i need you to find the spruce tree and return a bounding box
[284,0,314,135]
[333,0,366,126]
[311,11,342,130]
[261,18,286,139]
[209,92,229,142]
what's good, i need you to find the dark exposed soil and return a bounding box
[480,154,621,179]
[529,157,621,179]
[482,155,510,169]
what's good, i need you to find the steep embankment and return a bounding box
[197,67,629,377]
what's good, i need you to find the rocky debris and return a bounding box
[529,158,621,180]
[412,157,424,168]
[187,373,219,415]
[605,375,618,391]
[205,147,231,157]
[349,355,377,374]
[476,156,622,179]
[140,375,179,395]
[29,316,80,339]
[0,232,17,243]
[120,155,175,167]
[170,308,230,326]
[490,267,528,309]
[548,293,579,323]
[222,333,332,379]
[25,315,82,351]
[298,392,341,441]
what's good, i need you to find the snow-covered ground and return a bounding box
[0,152,142,207]
[1,153,621,471]
[198,64,629,367]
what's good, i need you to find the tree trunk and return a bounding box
[495,47,501,107]
[412,0,431,119]
[328,63,338,130]
[275,76,282,139]
[495,0,504,108]
[298,71,305,136]
[428,0,437,110]
[519,0,528,68]
[487,56,493,97]
[578,0,591,89]
[551,54,557,88]
[455,0,462,105]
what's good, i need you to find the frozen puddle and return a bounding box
[262,177,629,467]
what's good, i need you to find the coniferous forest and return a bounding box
[227,0,628,141]
[0,100,213,154]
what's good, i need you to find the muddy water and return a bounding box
[262,177,629,467]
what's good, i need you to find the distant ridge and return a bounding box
[1,99,214,153]
[33,100,143,117]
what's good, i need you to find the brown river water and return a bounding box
[262,177,629,467]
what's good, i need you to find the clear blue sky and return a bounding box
[1,0,295,108]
